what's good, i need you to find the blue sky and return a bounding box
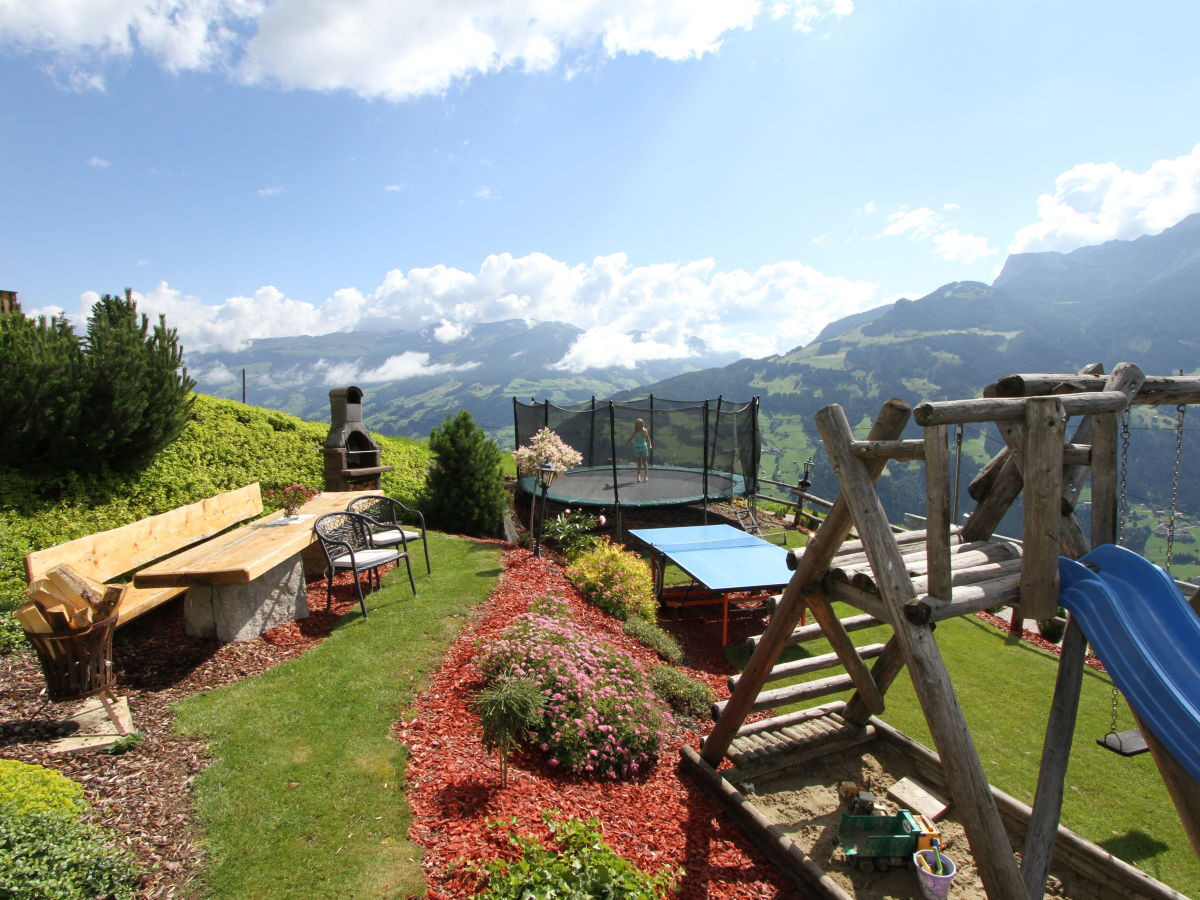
[3,1,1200,371]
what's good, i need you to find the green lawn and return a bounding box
[173,533,503,899]
[729,607,1199,896]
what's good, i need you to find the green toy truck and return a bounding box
[836,808,940,873]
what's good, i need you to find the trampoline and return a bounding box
[517,465,745,507]
[513,395,760,515]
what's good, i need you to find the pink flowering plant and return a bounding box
[512,428,583,476]
[265,483,319,515]
[476,596,670,779]
[566,539,657,621]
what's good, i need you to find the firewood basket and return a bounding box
[23,614,127,734]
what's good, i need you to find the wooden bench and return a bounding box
[23,484,265,628]
[133,489,381,641]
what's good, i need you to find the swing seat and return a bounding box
[1097,729,1149,757]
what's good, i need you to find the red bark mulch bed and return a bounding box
[400,547,793,898]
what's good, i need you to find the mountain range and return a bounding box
[186,319,740,437]
[187,213,1200,529]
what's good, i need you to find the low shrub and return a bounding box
[0,811,142,900]
[566,539,656,621]
[477,813,678,899]
[477,596,670,779]
[0,761,141,899]
[622,614,683,663]
[0,760,86,821]
[650,664,716,718]
[540,509,602,560]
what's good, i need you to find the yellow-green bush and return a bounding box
[0,760,86,820]
[565,539,656,621]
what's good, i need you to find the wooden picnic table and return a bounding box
[133,490,381,641]
[134,490,380,588]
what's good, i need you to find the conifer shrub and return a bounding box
[472,674,546,788]
[0,290,194,478]
[425,410,509,538]
[477,596,670,779]
[566,539,657,621]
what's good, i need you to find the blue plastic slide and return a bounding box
[1058,545,1200,781]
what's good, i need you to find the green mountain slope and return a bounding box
[626,215,1200,531]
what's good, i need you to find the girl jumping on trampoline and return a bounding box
[624,419,653,483]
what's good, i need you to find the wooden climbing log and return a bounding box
[831,539,1023,587]
[729,643,887,690]
[830,571,1022,626]
[833,551,1024,597]
[1021,396,1067,621]
[913,390,1128,426]
[791,526,957,571]
[924,424,953,602]
[994,372,1200,405]
[743,612,882,653]
[849,438,926,461]
[713,673,858,718]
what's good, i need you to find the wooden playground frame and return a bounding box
[681,363,1200,899]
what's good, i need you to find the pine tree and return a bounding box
[425,410,509,537]
[80,290,195,471]
[0,290,194,478]
[0,312,86,470]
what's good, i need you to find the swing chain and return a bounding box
[1117,409,1131,547]
[1107,681,1120,738]
[1165,402,1185,573]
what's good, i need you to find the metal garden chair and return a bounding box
[312,511,415,617]
[346,495,432,574]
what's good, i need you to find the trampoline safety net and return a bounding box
[513,396,760,508]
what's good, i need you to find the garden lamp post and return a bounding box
[533,458,558,558]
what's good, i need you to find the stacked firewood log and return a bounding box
[16,564,125,635]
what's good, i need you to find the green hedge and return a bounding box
[0,394,431,652]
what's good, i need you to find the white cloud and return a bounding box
[1,1,851,101]
[882,206,942,239]
[1009,143,1200,254]
[257,185,282,197]
[87,155,110,167]
[132,281,356,352]
[554,327,695,371]
[474,186,495,200]
[191,360,237,385]
[932,229,998,265]
[138,252,879,366]
[315,352,479,384]
[433,319,469,342]
[880,204,998,264]
[384,183,404,192]
[0,0,255,88]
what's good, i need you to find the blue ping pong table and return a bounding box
[629,524,795,645]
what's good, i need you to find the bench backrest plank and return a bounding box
[25,483,264,585]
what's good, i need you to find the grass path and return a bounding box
[173,534,503,899]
